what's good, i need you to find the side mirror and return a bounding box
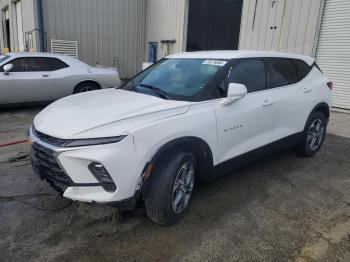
[220,83,247,106]
[3,64,13,75]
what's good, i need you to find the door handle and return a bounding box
[42,74,49,77]
[262,100,273,107]
[303,87,312,93]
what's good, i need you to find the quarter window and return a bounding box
[228,59,266,93]
[293,59,311,81]
[49,58,69,70]
[266,58,298,88]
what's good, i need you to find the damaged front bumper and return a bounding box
[29,127,149,210]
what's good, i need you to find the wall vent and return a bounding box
[50,39,78,58]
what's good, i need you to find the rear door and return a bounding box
[0,57,55,104]
[212,58,275,164]
[265,58,311,141]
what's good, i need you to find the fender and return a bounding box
[310,102,330,121]
[142,136,214,199]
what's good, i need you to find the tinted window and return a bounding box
[228,59,266,93]
[266,58,298,88]
[6,57,51,72]
[49,58,69,70]
[0,57,68,72]
[293,59,311,80]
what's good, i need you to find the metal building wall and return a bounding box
[0,0,37,52]
[316,0,350,110]
[239,0,324,56]
[145,0,188,61]
[42,0,146,78]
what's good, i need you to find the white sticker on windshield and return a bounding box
[202,60,227,67]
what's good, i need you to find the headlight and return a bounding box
[64,136,126,147]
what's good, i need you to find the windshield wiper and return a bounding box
[138,83,169,100]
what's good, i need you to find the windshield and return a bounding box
[0,55,10,64]
[121,58,227,100]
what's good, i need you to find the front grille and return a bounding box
[32,127,70,147]
[31,143,73,193]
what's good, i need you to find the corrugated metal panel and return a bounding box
[239,0,323,56]
[316,0,350,110]
[51,39,78,58]
[0,0,37,52]
[42,0,146,78]
[145,0,187,60]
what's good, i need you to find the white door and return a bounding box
[213,59,275,164]
[264,58,310,141]
[0,57,54,104]
[15,1,25,51]
[316,0,350,110]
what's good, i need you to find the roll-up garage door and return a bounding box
[316,0,350,110]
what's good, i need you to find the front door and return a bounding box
[212,59,275,164]
[0,57,55,104]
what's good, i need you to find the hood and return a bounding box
[34,89,191,139]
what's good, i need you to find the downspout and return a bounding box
[37,0,45,51]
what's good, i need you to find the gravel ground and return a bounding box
[1,107,350,262]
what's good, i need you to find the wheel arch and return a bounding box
[142,136,214,199]
[310,102,330,121]
[73,80,101,93]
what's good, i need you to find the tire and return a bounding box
[296,112,327,157]
[74,82,100,93]
[145,151,196,225]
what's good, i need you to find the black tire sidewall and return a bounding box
[146,152,196,225]
[74,83,99,93]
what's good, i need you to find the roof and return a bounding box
[167,50,315,66]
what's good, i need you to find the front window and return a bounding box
[121,58,228,100]
[0,55,10,64]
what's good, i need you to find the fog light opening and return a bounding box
[88,162,116,192]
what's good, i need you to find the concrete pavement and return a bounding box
[328,111,350,138]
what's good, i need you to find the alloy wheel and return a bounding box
[172,161,195,214]
[307,119,325,151]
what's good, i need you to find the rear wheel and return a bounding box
[145,152,196,225]
[296,112,327,157]
[74,82,100,93]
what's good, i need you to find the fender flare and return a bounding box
[142,136,214,199]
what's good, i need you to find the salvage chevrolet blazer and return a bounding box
[29,51,332,225]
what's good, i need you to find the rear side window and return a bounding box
[266,58,298,88]
[293,59,311,81]
[48,58,69,70]
[228,59,266,93]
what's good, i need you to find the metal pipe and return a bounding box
[37,0,45,51]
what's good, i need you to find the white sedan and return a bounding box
[0,52,121,106]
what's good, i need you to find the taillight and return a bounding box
[327,82,333,90]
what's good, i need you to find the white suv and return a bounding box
[30,51,332,225]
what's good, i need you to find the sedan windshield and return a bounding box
[0,55,10,64]
[121,58,227,100]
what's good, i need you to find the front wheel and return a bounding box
[145,152,196,225]
[296,112,327,157]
